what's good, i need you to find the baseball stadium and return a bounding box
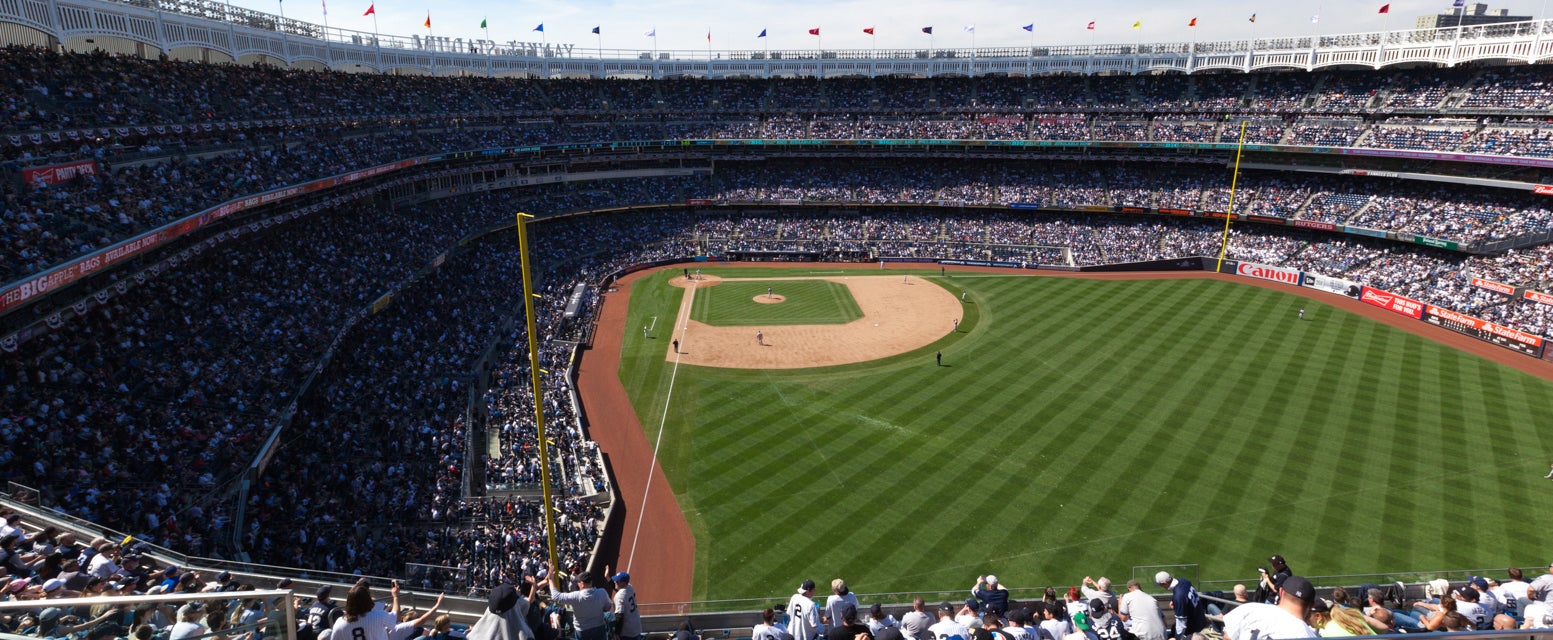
[2,0,1553,639]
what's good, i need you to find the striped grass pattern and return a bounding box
[690,280,864,326]
[617,268,1553,605]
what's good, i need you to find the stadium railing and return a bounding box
[0,590,296,640]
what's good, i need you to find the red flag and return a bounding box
[362,2,373,15]
[863,27,874,35]
[1086,21,1095,30]
[1378,4,1390,13]
[808,27,820,36]
[423,12,430,28]
[1188,17,1197,27]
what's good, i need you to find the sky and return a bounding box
[253,0,1553,54]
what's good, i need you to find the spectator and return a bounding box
[1117,580,1164,640]
[1222,576,1319,640]
[1154,572,1208,638]
[973,576,1009,617]
[789,580,822,640]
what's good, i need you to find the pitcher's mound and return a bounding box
[753,294,787,304]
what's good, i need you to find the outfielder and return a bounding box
[1545,463,1553,479]
[1299,308,1305,320]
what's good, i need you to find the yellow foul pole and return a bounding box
[516,212,561,571]
[1215,120,1249,273]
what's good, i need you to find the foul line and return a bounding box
[626,281,697,571]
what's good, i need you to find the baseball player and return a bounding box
[953,319,959,331]
[643,326,648,339]
[695,268,701,280]
[768,286,774,298]
[1299,308,1305,320]
[961,291,967,301]
[1545,463,1553,479]
[936,351,942,366]
[756,330,765,346]
[672,339,680,354]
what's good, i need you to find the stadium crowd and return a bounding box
[5,48,1553,631]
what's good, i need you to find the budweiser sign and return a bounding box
[1236,261,1302,286]
[1534,184,1553,196]
[1470,278,1516,296]
[1525,290,1553,306]
[1360,286,1424,319]
[23,159,98,188]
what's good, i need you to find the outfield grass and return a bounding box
[617,267,1553,605]
[690,279,863,326]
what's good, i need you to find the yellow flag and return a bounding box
[1132,20,1141,29]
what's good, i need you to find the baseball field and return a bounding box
[603,264,1553,605]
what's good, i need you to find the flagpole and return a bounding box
[370,10,378,67]
[597,30,603,79]
[320,0,331,60]
[707,27,712,76]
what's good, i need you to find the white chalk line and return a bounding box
[625,281,697,572]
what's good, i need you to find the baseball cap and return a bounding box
[178,602,206,618]
[800,579,816,592]
[611,572,630,583]
[1269,555,1286,565]
[317,585,333,600]
[1453,585,1476,600]
[488,585,519,614]
[965,597,981,611]
[938,602,955,615]
[1280,576,1315,603]
[1072,612,1092,631]
[841,603,858,623]
[1470,577,1489,590]
[42,578,66,593]
[7,578,31,593]
[1311,599,1331,614]
[216,571,232,582]
[1154,571,1172,585]
[1089,598,1108,613]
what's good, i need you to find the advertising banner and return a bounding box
[1423,305,1545,357]
[1292,219,1338,231]
[22,159,98,188]
[1236,261,1303,286]
[1360,286,1424,319]
[1346,226,1389,238]
[1302,272,1359,297]
[1470,278,1517,296]
[1525,289,1553,307]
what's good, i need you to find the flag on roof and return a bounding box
[1087,21,1095,30]
[362,3,373,16]
[1022,24,1033,32]
[757,28,766,37]
[922,26,933,34]
[863,27,874,35]
[591,26,599,34]
[809,27,820,35]
[1248,13,1257,22]
[1188,17,1197,27]
[1378,4,1390,13]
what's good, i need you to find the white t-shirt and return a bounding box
[1529,574,1553,604]
[1221,603,1318,640]
[1039,618,1071,640]
[788,593,821,640]
[1118,591,1165,640]
[1494,580,1531,617]
[1524,602,1552,628]
[169,622,208,640]
[1456,600,1489,629]
[331,609,399,640]
[929,618,970,640]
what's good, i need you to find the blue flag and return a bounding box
[757,28,766,37]
[592,26,599,34]
[1022,24,1033,31]
[534,23,543,32]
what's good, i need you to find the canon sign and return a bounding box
[1236,262,1302,286]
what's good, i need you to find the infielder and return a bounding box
[672,339,679,354]
[756,330,765,346]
